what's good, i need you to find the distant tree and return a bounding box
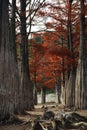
[30,38,45,105]
[41,86,46,104]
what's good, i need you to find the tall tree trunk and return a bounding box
[11,0,17,61]
[75,0,87,109]
[20,0,33,112]
[0,0,2,47]
[65,0,76,108]
[10,0,20,113]
[0,0,19,120]
[61,37,65,105]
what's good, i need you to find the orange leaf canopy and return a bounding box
[49,46,72,57]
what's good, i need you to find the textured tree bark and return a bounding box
[10,0,21,113]
[19,0,34,112]
[61,37,65,105]
[75,0,87,109]
[65,0,76,108]
[33,84,37,105]
[0,0,2,47]
[0,0,19,120]
[65,69,76,108]
[11,0,17,61]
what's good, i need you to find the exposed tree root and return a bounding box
[29,111,87,130]
[0,110,87,130]
[0,113,24,124]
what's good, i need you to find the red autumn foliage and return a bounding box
[29,0,82,90]
[49,46,72,57]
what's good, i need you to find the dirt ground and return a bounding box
[0,103,87,130]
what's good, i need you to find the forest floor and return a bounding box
[0,103,87,130]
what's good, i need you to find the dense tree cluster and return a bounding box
[0,0,87,121]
